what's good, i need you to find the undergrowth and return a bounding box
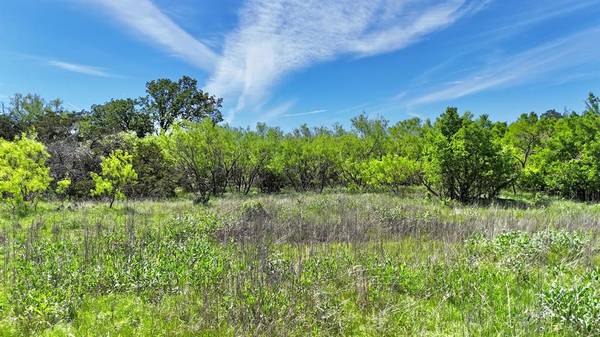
[0,193,598,336]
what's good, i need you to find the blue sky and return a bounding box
[1,0,600,129]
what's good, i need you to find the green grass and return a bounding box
[0,193,599,336]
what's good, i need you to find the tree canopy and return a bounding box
[1,76,599,205]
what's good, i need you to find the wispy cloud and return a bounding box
[281,109,327,118]
[206,0,489,121]
[470,0,600,42]
[258,100,297,122]
[91,0,217,71]
[407,27,600,106]
[47,60,114,77]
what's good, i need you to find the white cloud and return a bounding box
[282,109,328,118]
[47,60,114,77]
[91,0,217,71]
[408,27,600,106]
[206,0,488,121]
[257,100,297,122]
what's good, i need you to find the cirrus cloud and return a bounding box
[205,0,490,121]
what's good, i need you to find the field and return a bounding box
[1,192,599,336]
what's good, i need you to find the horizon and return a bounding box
[2,0,600,129]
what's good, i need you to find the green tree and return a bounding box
[276,133,339,192]
[131,136,177,198]
[421,108,517,202]
[585,92,599,114]
[531,108,600,200]
[145,76,223,132]
[231,127,281,194]
[163,120,229,204]
[90,150,138,208]
[503,112,543,168]
[388,117,425,159]
[0,114,21,140]
[351,113,390,159]
[361,155,420,193]
[83,98,153,138]
[0,134,52,212]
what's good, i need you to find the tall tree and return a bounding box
[145,76,223,132]
[84,98,153,138]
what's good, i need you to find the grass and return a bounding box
[0,192,599,336]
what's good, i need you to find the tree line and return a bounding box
[1,75,599,209]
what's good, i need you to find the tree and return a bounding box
[0,134,52,212]
[145,76,223,132]
[585,92,599,115]
[83,98,153,138]
[389,117,425,159]
[361,155,420,193]
[90,150,138,207]
[350,113,390,159]
[421,108,517,202]
[231,127,280,194]
[7,93,46,127]
[163,120,221,204]
[529,108,600,200]
[46,139,97,199]
[131,136,177,198]
[503,112,543,168]
[4,93,79,143]
[0,115,21,140]
[275,133,339,192]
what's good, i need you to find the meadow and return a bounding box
[1,192,598,336]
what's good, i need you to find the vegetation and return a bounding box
[0,134,52,213]
[2,78,599,204]
[0,78,599,335]
[90,150,138,208]
[0,193,598,336]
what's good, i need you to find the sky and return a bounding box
[1,0,600,129]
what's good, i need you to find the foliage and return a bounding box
[361,155,420,193]
[145,75,223,132]
[0,134,52,211]
[82,98,153,138]
[542,269,600,335]
[0,195,599,336]
[1,80,599,203]
[421,108,517,202]
[130,136,177,198]
[90,150,138,207]
[163,120,234,203]
[55,178,71,202]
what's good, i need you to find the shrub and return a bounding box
[0,134,52,212]
[90,150,138,207]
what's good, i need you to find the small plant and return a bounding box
[55,178,71,207]
[541,270,600,335]
[90,150,137,208]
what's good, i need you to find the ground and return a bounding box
[0,192,599,336]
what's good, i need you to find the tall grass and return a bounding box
[0,193,598,336]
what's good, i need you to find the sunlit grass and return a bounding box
[0,193,598,336]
